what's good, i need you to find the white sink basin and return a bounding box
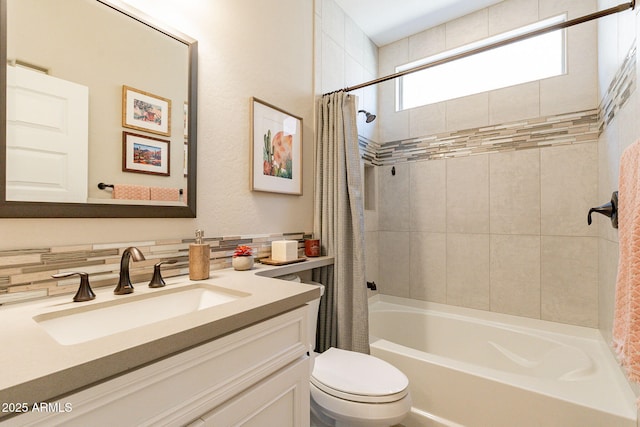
[33,284,249,345]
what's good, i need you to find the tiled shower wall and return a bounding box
[596,0,640,347]
[374,143,599,326]
[366,45,635,327]
[364,0,631,328]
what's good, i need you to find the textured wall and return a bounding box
[0,0,315,250]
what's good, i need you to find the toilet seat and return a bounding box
[311,348,409,404]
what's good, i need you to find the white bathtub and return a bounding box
[368,295,637,427]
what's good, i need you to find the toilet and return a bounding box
[279,275,411,427]
[309,347,412,427]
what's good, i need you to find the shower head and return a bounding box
[358,109,376,123]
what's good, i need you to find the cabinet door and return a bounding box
[201,357,309,427]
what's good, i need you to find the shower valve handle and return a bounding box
[587,191,618,229]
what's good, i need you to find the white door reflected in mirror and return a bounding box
[6,65,89,203]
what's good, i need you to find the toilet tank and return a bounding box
[306,283,324,370]
[275,274,324,369]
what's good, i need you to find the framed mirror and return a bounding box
[0,0,197,218]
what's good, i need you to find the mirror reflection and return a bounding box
[2,0,197,217]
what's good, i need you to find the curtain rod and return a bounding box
[325,0,635,95]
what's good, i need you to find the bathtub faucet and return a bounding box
[367,281,377,291]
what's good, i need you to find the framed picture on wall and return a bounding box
[122,85,171,136]
[122,131,170,176]
[250,97,302,195]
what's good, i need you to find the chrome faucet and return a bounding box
[114,247,146,295]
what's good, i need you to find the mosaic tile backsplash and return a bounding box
[0,232,310,305]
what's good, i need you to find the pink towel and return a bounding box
[613,139,640,382]
[112,184,150,200]
[150,186,180,201]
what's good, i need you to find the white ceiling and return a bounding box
[333,0,505,46]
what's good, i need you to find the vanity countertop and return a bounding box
[0,257,332,412]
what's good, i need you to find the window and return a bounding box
[396,15,566,111]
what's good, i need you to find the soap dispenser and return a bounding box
[189,229,210,280]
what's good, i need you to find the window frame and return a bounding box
[396,14,567,111]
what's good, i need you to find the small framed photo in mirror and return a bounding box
[122,132,170,176]
[122,85,171,136]
[184,143,188,177]
[184,101,189,141]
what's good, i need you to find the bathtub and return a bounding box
[368,295,637,427]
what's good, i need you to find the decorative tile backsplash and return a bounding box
[0,232,310,305]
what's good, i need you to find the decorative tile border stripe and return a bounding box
[0,232,312,305]
[362,109,600,165]
[359,42,636,166]
[600,44,636,131]
[359,136,382,166]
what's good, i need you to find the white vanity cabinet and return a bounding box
[3,306,310,427]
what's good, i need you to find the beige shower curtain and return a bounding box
[313,91,369,354]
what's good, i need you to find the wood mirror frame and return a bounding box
[0,0,197,218]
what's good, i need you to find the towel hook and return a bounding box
[588,191,618,228]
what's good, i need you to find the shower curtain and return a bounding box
[312,91,369,354]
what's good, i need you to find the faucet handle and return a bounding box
[148,260,178,288]
[587,191,618,228]
[52,271,96,302]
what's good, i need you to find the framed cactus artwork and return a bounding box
[250,97,303,195]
